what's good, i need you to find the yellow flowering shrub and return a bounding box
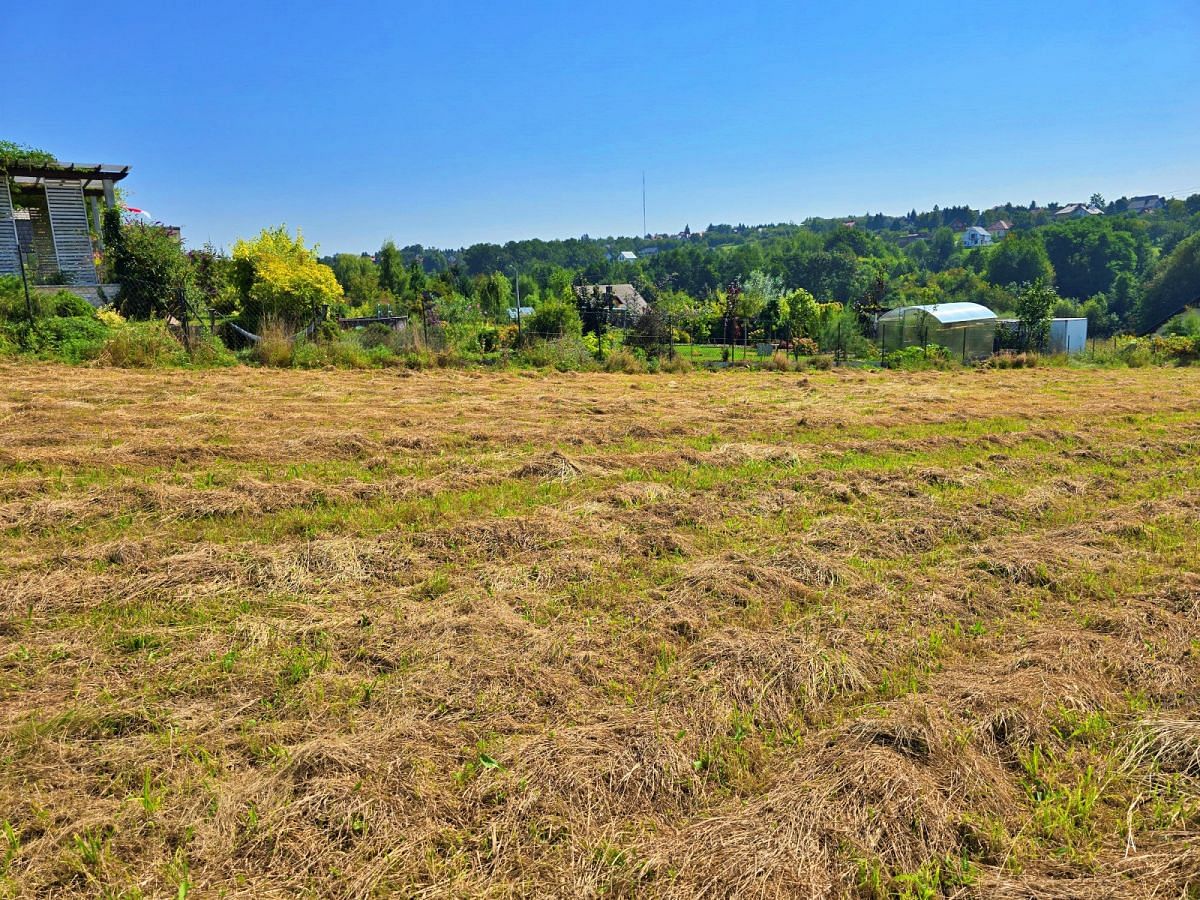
[232,226,342,328]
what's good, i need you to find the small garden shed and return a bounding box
[878,302,998,361]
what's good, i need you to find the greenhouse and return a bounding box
[878,302,998,361]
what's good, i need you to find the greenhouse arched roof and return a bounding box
[878,302,997,324]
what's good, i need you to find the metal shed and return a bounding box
[878,302,998,361]
[996,317,1090,355]
[1048,318,1088,354]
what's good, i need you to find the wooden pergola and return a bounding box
[0,160,130,286]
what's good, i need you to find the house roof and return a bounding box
[574,283,648,315]
[617,250,638,261]
[1055,203,1103,217]
[964,226,989,236]
[987,220,1013,231]
[1127,196,1164,211]
[879,302,998,325]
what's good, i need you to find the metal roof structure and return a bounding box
[4,161,130,196]
[879,302,998,324]
[2,160,132,285]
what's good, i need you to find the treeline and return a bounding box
[322,194,1200,336]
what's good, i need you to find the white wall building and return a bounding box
[961,226,992,248]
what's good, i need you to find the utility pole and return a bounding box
[510,264,522,343]
[642,172,647,238]
[14,232,34,329]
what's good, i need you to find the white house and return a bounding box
[617,250,638,262]
[961,226,992,248]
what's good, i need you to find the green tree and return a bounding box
[1107,271,1141,326]
[985,233,1054,287]
[626,304,674,358]
[1014,279,1058,350]
[524,297,582,341]
[107,212,191,319]
[926,227,960,272]
[330,254,380,307]
[784,287,820,339]
[231,226,343,329]
[377,241,409,297]
[740,270,783,332]
[188,243,237,315]
[1041,219,1140,298]
[1137,231,1200,332]
[474,272,513,321]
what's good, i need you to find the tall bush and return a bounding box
[231,226,343,330]
[1014,280,1057,350]
[106,209,191,319]
[523,298,582,342]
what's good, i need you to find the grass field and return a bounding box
[1,362,1199,897]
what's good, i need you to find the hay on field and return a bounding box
[685,628,875,726]
[4,363,1200,895]
[512,450,587,482]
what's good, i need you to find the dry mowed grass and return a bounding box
[2,362,1200,898]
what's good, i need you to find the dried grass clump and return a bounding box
[672,551,821,610]
[247,537,413,594]
[660,705,1018,896]
[704,442,801,466]
[686,628,874,726]
[1124,716,1200,778]
[253,316,294,367]
[501,718,704,818]
[291,431,378,459]
[512,449,587,482]
[601,480,674,506]
[417,514,565,560]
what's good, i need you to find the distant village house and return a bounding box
[1054,203,1104,220]
[573,283,648,327]
[961,226,992,248]
[986,220,1013,240]
[1125,195,1165,214]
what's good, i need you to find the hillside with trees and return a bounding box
[311,193,1200,342]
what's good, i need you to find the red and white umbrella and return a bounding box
[122,205,153,220]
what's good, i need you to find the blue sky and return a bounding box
[8,0,1199,253]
